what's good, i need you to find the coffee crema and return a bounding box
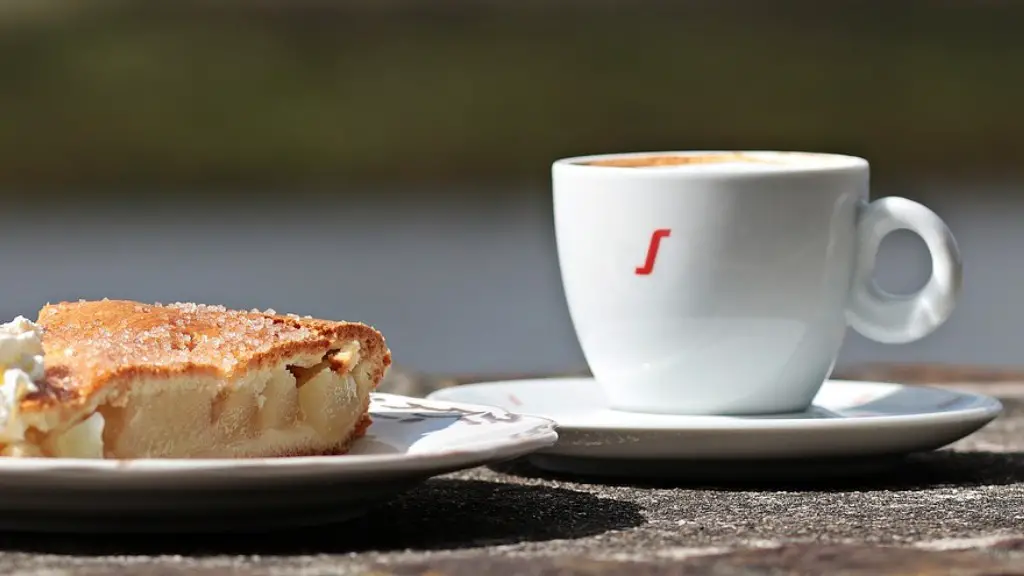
[582,153,784,168]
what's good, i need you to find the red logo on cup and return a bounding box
[635,229,671,275]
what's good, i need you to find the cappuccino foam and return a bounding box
[579,152,859,171]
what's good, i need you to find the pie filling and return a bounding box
[4,343,372,459]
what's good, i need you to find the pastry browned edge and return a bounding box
[4,299,391,459]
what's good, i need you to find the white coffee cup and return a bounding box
[552,151,962,415]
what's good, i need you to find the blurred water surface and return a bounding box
[2,179,1016,376]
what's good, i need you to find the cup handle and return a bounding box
[845,196,963,344]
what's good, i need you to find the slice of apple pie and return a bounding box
[0,299,391,459]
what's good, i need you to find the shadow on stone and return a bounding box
[490,450,1024,492]
[0,479,644,556]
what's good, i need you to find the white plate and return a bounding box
[0,393,557,532]
[427,378,1003,479]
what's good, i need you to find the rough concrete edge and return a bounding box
[363,537,1024,576]
[363,534,1024,567]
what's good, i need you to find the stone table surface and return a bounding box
[2,365,1023,576]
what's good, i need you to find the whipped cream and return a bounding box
[0,316,44,442]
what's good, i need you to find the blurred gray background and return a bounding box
[1,0,1021,377]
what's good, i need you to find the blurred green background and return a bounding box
[2,0,1023,197]
[0,0,1021,375]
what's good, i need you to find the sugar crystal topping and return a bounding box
[36,300,346,385]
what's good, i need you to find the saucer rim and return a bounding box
[425,377,1004,432]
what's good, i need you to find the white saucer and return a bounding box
[427,378,1003,479]
[0,393,557,532]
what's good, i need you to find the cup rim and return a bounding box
[552,150,869,175]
